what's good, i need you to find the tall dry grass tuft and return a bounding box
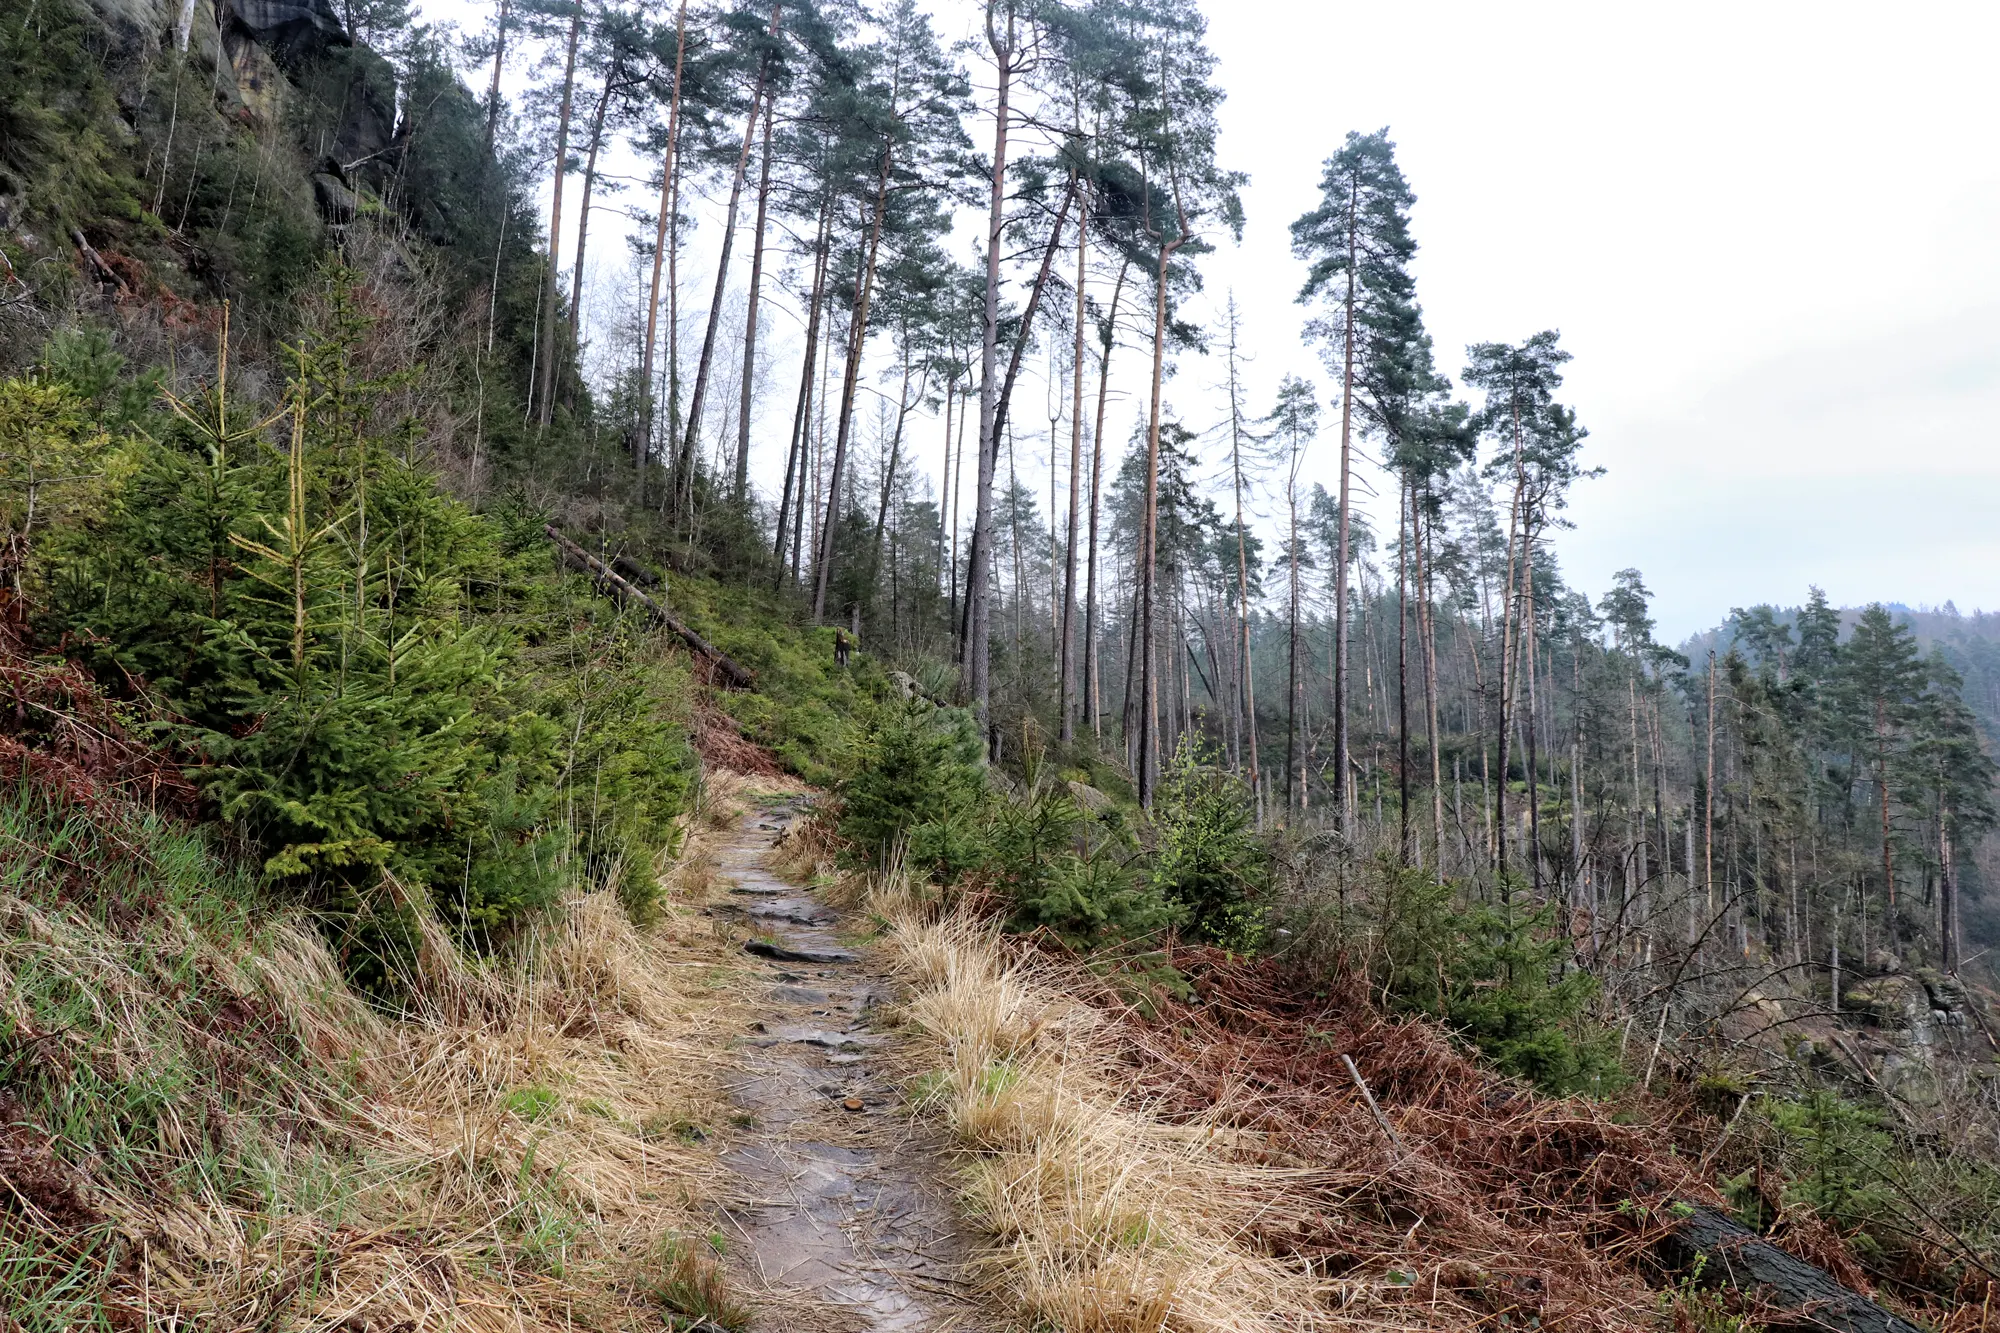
[879,901,1327,1333]
[768,800,844,885]
[0,779,758,1331]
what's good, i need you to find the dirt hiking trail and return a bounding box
[710,796,987,1332]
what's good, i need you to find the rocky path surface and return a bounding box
[710,798,983,1333]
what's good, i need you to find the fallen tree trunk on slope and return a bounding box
[1659,1204,1924,1333]
[543,525,754,689]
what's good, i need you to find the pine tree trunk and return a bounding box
[973,182,1076,558]
[1058,183,1086,744]
[1083,260,1128,744]
[680,32,775,510]
[939,377,956,610]
[1876,703,1896,915]
[1229,316,1261,819]
[566,71,617,352]
[1122,573,1141,768]
[1136,232,1179,807]
[1572,647,1588,944]
[965,1,1015,735]
[665,142,682,478]
[1706,651,1718,930]
[802,316,834,583]
[1629,673,1647,947]
[869,347,920,573]
[1286,484,1301,813]
[1332,176,1358,830]
[1942,796,1959,971]
[1418,485,1444,870]
[736,94,776,504]
[1495,402,1527,872]
[948,375,965,619]
[534,3,585,430]
[636,0,687,464]
[1523,530,1542,897]
[773,196,831,583]
[1397,475,1411,862]
[813,153,894,620]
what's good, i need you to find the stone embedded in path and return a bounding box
[752,1025,886,1050]
[746,939,857,965]
[739,899,836,926]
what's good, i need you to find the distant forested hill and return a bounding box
[1691,598,2000,741]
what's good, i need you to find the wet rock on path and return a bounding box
[711,799,983,1333]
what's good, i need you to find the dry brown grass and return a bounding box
[877,898,1329,1333]
[768,800,847,888]
[695,766,801,831]
[194,891,749,1329]
[2,794,760,1330]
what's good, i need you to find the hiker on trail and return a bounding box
[834,630,851,668]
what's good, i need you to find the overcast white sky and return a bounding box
[445,0,2000,642]
[1195,0,2000,641]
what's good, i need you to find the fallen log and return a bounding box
[71,229,128,294]
[1658,1203,1923,1333]
[543,525,754,689]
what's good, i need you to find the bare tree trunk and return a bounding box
[1397,475,1411,862]
[964,0,1015,735]
[566,71,618,352]
[800,315,835,583]
[636,0,687,464]
[958,178,1077,696]
[680,26,777,510]
[1122,574,1141,768]
[1083,262,1126,746]
[948,373,966,621]
[979,184,1076,518]
[1875,704,1896,916]
[736,94,777,504]
[1137,231,1180,807]
[1226,302,1261,816]
[1332,176,1358,830]
[665,142,682,475]
[534,2,585,430]
[870,346,921,570]
[938,376,955,606]
[1573,647,1588,941]
[1418,484,1444,870]
[1629,672,1647,948]
[1286,480,1301,812]
[1706,650,1718,929]
[812,153,893,620]
[773,196,832,583]
[1495,404,1527,872]
[1942,797,1959,972]
[1523,517,1542,897]
[1088,258,1136,736]
[1058,181,1086,744]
